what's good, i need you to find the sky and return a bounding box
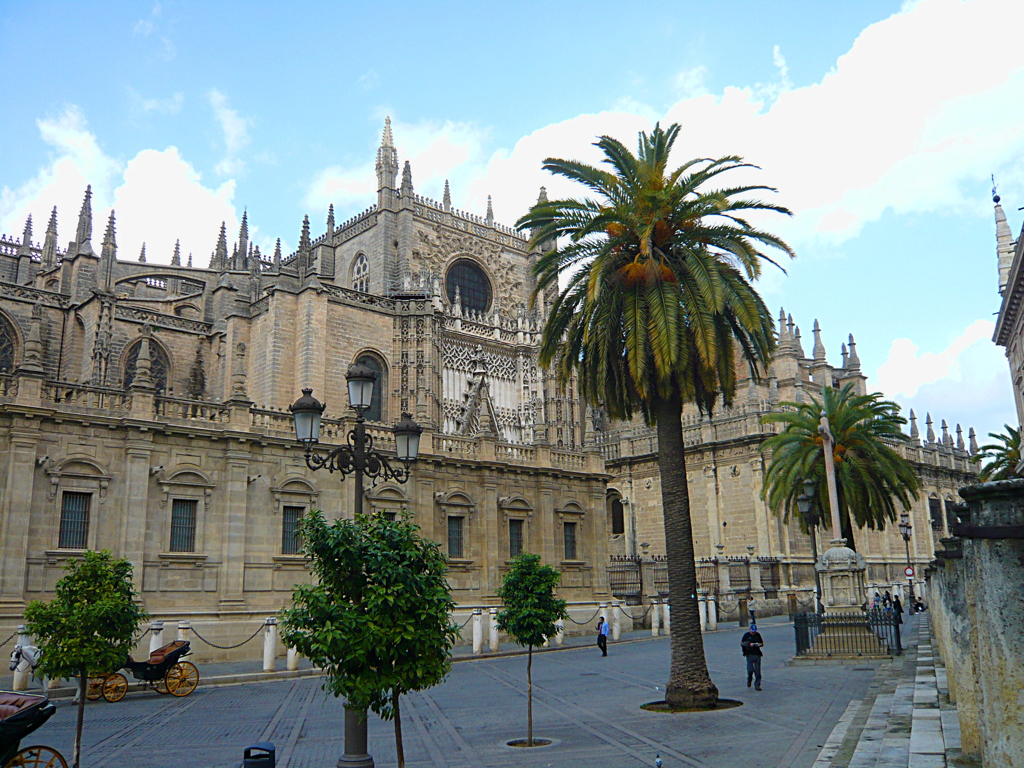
[1,0,1023,443]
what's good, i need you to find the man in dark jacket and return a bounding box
[741,623,764,690]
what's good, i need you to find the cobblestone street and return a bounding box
[26,616,893,768]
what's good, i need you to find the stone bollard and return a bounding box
[263,618,278,673]
[699,597,708,632]
[287,646,299,671]
[488,607,499,652]
[610,601,622,641]
[149,620,165,654]
[662,602,671,634]
[177,620,191,643]
[471,609,483,654]
[651,600,661,637]
[707,596,718,631]
[555,619,565,646]
[12,625,31,691]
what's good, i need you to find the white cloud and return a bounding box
[878,320,997,398]
[672,65,708,98]
[358,70,380,91]
[209,90,250,175]
[128,88,183,115]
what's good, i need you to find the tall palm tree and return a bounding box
[517,123,793,708]
[760,384,921,550]
[971,425,1023,481]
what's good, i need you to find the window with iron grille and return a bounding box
[509,519,523,558]
[123,339,170,392]
[282,505,304,555]
[170,499,197,553]
[59,491,90,549]
[448,516,464,559]
[929,498,943,531]
[563,521,578,560]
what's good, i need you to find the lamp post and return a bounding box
[898,510,915,603]
[289,364,423,768]
[796,477,824,613]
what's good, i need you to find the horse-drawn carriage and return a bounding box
[87,640,199,703]
[0,692,66,768]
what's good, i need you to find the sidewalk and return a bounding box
[810,614,964,768]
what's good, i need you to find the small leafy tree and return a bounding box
[24,550,149,768]
[496,553,568,746]
[279,509,458,768]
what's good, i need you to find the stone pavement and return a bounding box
[2,614,886,768]
[809,615,967,768]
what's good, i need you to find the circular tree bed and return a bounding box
[641,698,744,714]
[506,738,555,748]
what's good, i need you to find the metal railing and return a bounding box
[793,609,902,657]
[607,556,642,605]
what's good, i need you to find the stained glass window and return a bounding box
[0,315,15,374]
[446,259,491,314]
[356,354,385,422]
[123,340,169,392]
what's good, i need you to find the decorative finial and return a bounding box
[327,203,335,235]
[992,173,1000,204]
[187,251,193,268]
[300,214,311,250]
[840,342,848,369]
[42,206,58,268]
[171,239,181,266]
[537,186,548,204]
[214,222,228,270]
[926,413,935,444]
[847,334,860,369]
[21,214,33,248]
[382,116,394,147]
[969,427,978,455]
[401,160,413,189]
[486,195,494,225]
[909,409,919,439]
[74,185,94,255]
[812,319,826,360]
[956,424,965,451]
[273,238,282,268]
[443,179,451,211]
[138,242,146,263]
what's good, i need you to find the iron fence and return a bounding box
[793,609,902,657]
[697,559,719,595]
[652,556,670,597]
[607,556,643,605]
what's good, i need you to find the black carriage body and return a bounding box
[123,641,191,682]
[0,693,57,766]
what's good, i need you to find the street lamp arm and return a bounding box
[303,443,414,485]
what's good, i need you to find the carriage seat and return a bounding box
[0,692,45,720]
[147,640,186,665]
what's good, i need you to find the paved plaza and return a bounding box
[11,615,901,768]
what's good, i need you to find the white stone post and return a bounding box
[610,601,622,641]
[177,620,191,642]
[12,625,30,691]
[149,620,165,654]
[707,596,718,631]
[287,647,299,671]
[555,619,565,646]
[488,607,500,652]
[472,609,483,655]
[662,602,671,634]
[263,617,278,673]
[699,597,708,632]
[651,600,661,637]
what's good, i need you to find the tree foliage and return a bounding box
[760,384,921,549]
[279,509,458,767]
[971,424,1023,481]
[516,123,792,707]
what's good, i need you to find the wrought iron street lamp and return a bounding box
[796,478,824,613]
[289,364,423,768]
[898,510,915,603]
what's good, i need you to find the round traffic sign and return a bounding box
[904,566,915,578]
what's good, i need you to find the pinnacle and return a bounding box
[382,116,394,148]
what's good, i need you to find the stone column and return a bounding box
[263,618,278,672]
[121,435,153,590]
[177,621,191,642]
[698,597,708,632]
[956,480,1024,768]
[488,607,499,652]
[662,602,671,634]
[555,618,565,646]
[12,626,31,691]
[0,426,39,608]
[220,448,250,608]
[650,599,661,637]
[707,596,718,631]
[610,601,621,640]
[472,608,483,654]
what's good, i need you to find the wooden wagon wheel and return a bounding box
[164,661,199,697]
[154,677,170,694]
[102,672,128,703]
[86,676,106,701]
[6,745,69,767]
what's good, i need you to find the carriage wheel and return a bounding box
[86,676,106,701]
[102,672,128,703]
[165,661,199,697]
[6,745,69,767]
[154,677,170,694]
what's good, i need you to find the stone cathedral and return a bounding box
[0,120,976,647]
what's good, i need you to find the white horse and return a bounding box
[9,644,49,692]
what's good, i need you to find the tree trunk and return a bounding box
[74,668,87,768]
[526,644,533,746]
[657,389,719,708]
[393,689,405,768]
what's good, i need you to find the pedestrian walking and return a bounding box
[596,616,609,657]
[741,622,764,690]
[893,595,904,625]
[883,591,892,608]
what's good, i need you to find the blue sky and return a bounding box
[2,0,1023,442]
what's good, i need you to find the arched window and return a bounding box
[352,254,369,293]
[356,353,386,423]
[0,314,16,374]
[123,339,170,392]
[608,494,625,535]
[446,258,491,314]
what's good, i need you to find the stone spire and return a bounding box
[486,195,494,226]
[969,427,978,455]
[846,334,861,370]
[326,204,335,236]
[42,207,58,268]
[171,239,181,266]
[537,186,549,204]
[138,242,146,263]
[376,116,399,191]
[443,179,451,211]
[840,343,848,369]
[956,424,965,451]
[297,215,311,278]
[401,160,413,194]
[236,210,249,271]
[812,319,827,360]
[19,302,46,374]
[994,177,1016,294]
[187,251,193,268]
[909,409,919,441]
[99,210,117,290]
[130,325,154,390]
[212,222,228,271]
[941,419,952,447]
[74,185,94,256]
[926,413,935,444]
[18,215,33,256]
[273,238,282,270]
[793,325,805,358]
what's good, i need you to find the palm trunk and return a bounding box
[393,689,405,768]
[74,668,86,768]
[657,389,719,708]
[526,644,534,746]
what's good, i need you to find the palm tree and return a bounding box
[760,384,921,550]
[971,425,1023,481]
[517,123,793,708]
